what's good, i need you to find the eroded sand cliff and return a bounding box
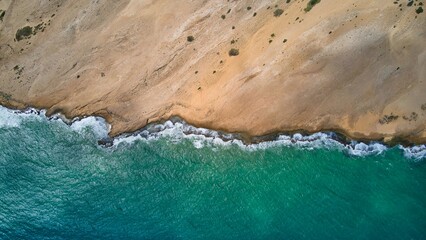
[0,0,425,143]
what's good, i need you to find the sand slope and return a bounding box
[0,0,425,143]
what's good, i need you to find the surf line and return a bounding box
[1,105,425,159]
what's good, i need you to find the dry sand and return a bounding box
[0,0,425,143]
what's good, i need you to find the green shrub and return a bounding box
[15,26,33,41]
[228,48,239,56]
[273,9,284,17]
[0,10,5,21]
[187,36,195,42]
[304,0,321,12]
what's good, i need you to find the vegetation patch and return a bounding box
[16,22,47,40]
[15,26,33,41]
[402,112,418,121]
[228,48,239,56]
[0,10,5,21]
[0,91,12,101]
[187,36,195,42]
[273,9,284,17]
[34,23,44,31]
[379,113,399,124]
[416,7,423,14]
[13,65,24,75]
[304,0,321,12]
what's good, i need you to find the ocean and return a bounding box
[0,106,425,239]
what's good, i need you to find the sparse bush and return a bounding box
[416,7,423,14]
[273,9,284,17]
[187,35,195,42]
[0,10,5,21]
[13,65,24,75]
[379,113,399,124]
[15,26,33,41]
[228,48,239,56]
[304,0,321,12]
[0,92,11,101]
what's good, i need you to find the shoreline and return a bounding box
[1,103,425,159]
[2,103,425,152]
[1,0,425,148]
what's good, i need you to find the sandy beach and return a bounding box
[0,0,425,143]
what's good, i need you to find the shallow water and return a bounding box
[0,107,425,239]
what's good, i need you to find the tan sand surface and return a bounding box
[0,0,425,143]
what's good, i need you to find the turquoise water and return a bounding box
[0,107,425,239]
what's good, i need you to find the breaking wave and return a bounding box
[0,105,424,160]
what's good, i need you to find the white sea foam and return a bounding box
[346,142,387,156]
[110,120,394,158]
[0,106,110,140]
[0,106,22,128]
[70,117,109,139]
[0,105,424,159]
[400,145,426,160]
